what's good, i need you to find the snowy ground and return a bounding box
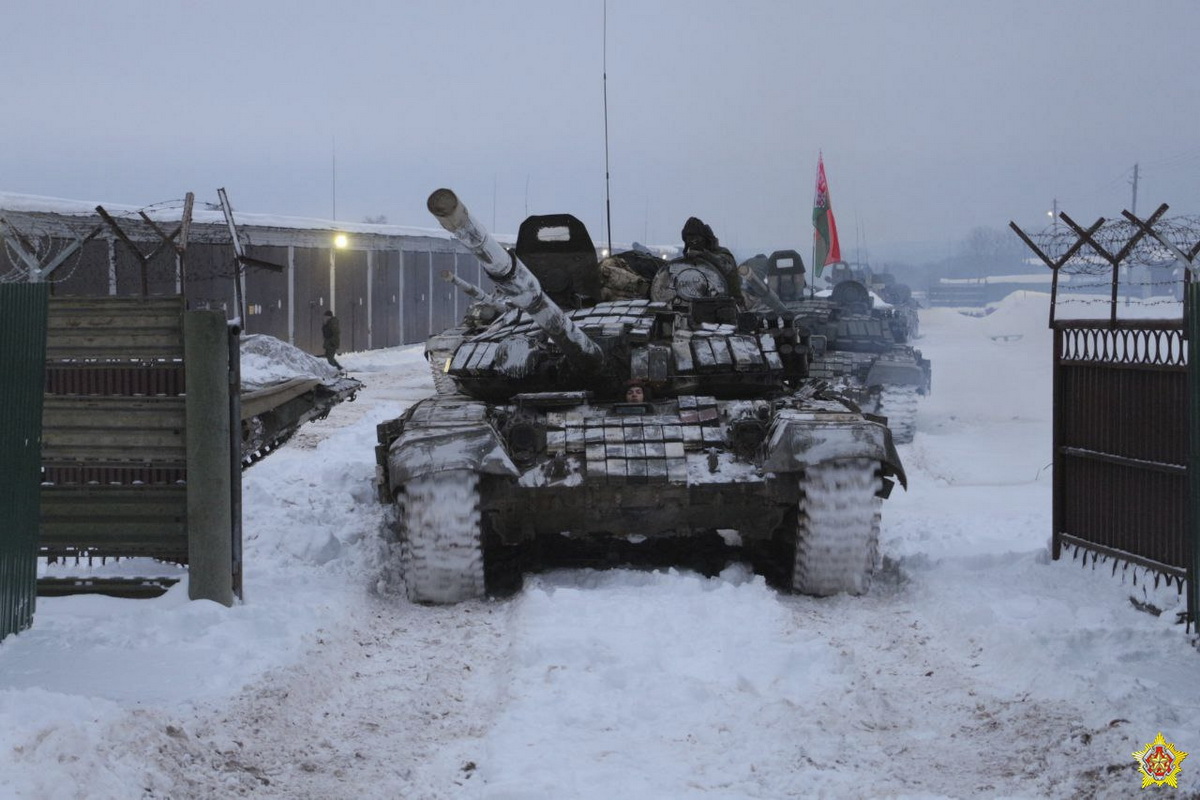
[2,291,1198,799]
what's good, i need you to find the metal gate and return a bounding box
[0,283,50,640]
[1014,204,1197,626]
[1053,320,1189,605]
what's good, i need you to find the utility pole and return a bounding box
[1131,163,1139,216]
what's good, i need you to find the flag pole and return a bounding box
[811,152,819,298]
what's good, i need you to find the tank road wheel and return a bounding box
[793,458,883,596]
[398,469,486,604]
[878,385,919,444]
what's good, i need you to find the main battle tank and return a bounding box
[375,190,905,604]
[824,259,921,340]
[742,253,931,444]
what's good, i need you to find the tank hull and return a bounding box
[377,391,902,601]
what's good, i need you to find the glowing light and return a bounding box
[334,233,348,249]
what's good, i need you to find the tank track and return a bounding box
[878,385,919,444]
[793,458,882,596]
[429,362,460,396]
[398,469,486,604]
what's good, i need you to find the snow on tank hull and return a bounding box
[376,390,903,603]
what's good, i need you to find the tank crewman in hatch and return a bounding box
[322,309,344,370]
[680,216,743,303]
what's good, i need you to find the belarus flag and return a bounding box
[812,154,841,276]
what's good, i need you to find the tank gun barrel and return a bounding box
[738,262,794,318]
[428,189,604,369]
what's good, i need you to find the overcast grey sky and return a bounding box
[3,0,1198,261]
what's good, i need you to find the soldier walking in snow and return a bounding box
[322,309,343,370]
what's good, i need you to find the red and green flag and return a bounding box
[812,154,841,277]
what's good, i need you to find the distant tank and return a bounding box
[824,259,921,340]
[376,190,905,604]
[742,254,931,444]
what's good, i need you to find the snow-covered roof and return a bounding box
[0,189,455,242]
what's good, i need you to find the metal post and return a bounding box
[330,247,337,317]
[366,249,374,350]
[397,249,406,345]
[1052,325,1064,561]
[1189,280,1199,630]
[287,245,296,345]
[227,323,243,601]
[184,310,234,606]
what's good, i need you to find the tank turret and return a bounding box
[428,189,809,402]
[375,191,905,605]
[428,189,605,372]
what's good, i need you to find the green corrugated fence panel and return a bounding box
[0,283,50,640]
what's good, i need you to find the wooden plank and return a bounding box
[47,314,184,333]
[45,334,185,360]
[47,297,185,360]
[41,396,187,463]
[40,485,188,556]
[41,485,187,517]
[48,297,184,322]
[43,396,186,428]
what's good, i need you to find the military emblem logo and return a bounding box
[1133,732,1188,788]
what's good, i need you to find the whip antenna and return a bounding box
[603,0,613,254]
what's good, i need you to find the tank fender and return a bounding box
[387,425,519,493]
[762,410,906,489]
[866,360,928,391]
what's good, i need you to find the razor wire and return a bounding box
[1028,214,1200,276]
[0,196,241,285]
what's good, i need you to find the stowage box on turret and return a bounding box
[375,190,906,604]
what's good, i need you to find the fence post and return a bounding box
[184,310,234,606]
[1190,282,1200,630]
